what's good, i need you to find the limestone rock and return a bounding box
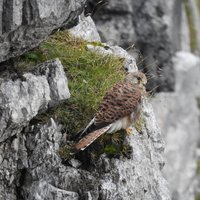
[87,0,175,92]
[0,58,70,143]
[18,110,170,200]
[69,15,101,42]
[151,52,200,200]
[0,5,171,200]
[0,0,86,63]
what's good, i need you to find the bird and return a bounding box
[72,71,147,153]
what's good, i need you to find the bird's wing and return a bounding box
[76,82,143,139]
[95,82,143,124]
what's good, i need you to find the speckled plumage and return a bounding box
[73,72,147,152]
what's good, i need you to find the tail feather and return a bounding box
[72,125,111,153]
[74,118,110,141]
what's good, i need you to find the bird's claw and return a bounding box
[126,127,133,135]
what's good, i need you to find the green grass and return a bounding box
[183,0,198,51]
[15,31,127,156]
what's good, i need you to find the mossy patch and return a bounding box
[58,130,133,162]
[183,0,198,52]
[135,116,144,133]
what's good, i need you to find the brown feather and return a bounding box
[95,82,143,124]
[73,125,111,152]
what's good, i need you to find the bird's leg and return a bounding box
[126,127,133,135]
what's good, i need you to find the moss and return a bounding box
[58,145,72,160]
[183,0,198,51]
[134,116,144,133]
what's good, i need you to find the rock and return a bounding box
[87,0,136,47]
[0,58,70,143]
[86,44,138,72]
[180,2,191,52]
[18,16,170,200]
[14,109,170,200]
[87,0,175,92]
[151,52,200,200]
[0,15,171,200]
[0,0,86,63]
[69,15,101,42]
[69,15,138,72]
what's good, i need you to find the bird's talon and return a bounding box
[126,127,133,135]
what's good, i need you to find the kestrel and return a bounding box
[72,71,147,153]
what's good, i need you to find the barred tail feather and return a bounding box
[74,118,110,141]
[72,125,111,153]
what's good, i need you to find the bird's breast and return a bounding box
[107,116,132,133]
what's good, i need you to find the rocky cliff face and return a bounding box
[87,1,200,200]
[0,0,86,63]
[0,1,171,200]
[152,52,200,200]
[87,0,200,92]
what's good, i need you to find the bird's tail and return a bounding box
[74,118,110,141]
[71,125,111,154]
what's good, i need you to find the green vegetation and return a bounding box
[58,130,133,160]
[16,31,125,134]
[183,0,198,51]
[196,194,200,200]
[135,116,145,133]
[15,30,130,159]
[197,0,200,13]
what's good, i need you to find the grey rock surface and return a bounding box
[0,15,171,200]
[151,52,200,200]
[86,0,200,92]
[69,15,101,42]
[0,0,86,63]
[88,0,175,92]
[0,58,70,143]
[180,3,191,52]
[18,104,170,200]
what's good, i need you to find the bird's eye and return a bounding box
[137,77,141,81]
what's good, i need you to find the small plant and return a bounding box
[58,145,73,160]
[134,116,145,133]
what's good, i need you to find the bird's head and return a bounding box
[124,72,147,87]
